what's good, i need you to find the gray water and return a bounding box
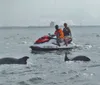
[0,26,100,85]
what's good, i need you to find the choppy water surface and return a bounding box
[0,26,100,85]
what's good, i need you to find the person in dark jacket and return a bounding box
[63,23,72,46]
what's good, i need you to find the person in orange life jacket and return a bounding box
[63,23,72,46]
[54,25,64,46]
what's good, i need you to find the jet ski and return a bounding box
[30,34,76,52]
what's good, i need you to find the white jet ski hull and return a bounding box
[30,41,76,51]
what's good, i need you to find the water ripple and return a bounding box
[28,77,44,84]
[18,81,29,85]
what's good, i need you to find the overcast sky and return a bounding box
[0,0,100,26]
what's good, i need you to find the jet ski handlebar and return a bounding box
[48,33,55,37]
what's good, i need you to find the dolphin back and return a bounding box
[0,58,18,64]
[0,56,29,65]
[71,56,90,61]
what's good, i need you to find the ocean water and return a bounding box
[0,26,100,85]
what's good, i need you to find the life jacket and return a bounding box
[54,28,64,39]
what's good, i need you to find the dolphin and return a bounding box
[64,52,90,62]
[0,56,29,64]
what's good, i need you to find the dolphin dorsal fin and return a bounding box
[64,52,69,61]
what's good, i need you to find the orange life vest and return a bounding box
[54,28,64,39]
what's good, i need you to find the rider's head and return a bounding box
[55,25,59,30]
[64,23,67,28]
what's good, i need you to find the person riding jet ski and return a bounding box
[63,23,72,46]
[53,25,64,46]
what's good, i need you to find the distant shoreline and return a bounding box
[0,25,100,28]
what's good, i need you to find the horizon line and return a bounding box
[0,25,100,27]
